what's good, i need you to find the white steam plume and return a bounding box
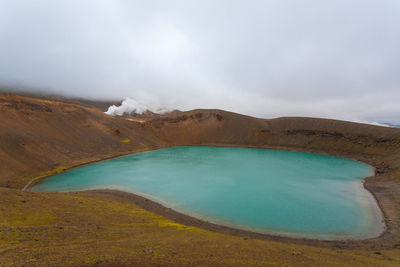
[105,97,171,116]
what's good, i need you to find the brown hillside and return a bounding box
[0,94,162,188]
[1,93,400,266]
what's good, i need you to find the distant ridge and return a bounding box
[0,88,121,112]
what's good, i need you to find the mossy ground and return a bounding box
[0,188,399,266]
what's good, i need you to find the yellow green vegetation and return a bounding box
[39,166,68,176]
[121,139,131,143]
[0,187,399,266]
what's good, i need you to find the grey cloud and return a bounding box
[0,0,399,123]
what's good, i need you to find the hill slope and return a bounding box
[0,94,162,188]
[1,93,400,266]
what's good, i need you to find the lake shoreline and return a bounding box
[26,145,392,249]
[79,187,386,249]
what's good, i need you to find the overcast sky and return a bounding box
[0,0,399,123]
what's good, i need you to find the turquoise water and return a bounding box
[31,146,383,239]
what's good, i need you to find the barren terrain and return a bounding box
[1,93,400,266]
